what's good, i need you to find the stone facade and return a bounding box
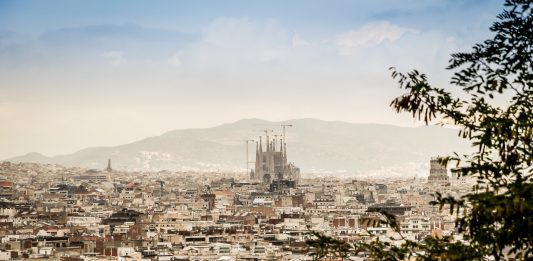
[251,135,300,185]
[428,158,449,184]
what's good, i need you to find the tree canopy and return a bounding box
[307,0,533,259]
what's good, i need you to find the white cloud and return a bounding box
[253,46,290,64]
[292,33,309,48]
[335,21,417,56]
[101,50,124,65]
[184,18,292,66]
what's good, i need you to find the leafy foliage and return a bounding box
[307,0,533,259]
[306,231,351,260]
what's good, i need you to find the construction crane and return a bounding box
[263,129,273,138]
[256,122,293,142]
[245,139,255,173]
[279,122,293,142]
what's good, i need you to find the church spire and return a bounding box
[259,136,262,152]
[284,142,287,159]
[266,133,270,152]
[106,158,112,172]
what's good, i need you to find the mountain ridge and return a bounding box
[6,118,468,175]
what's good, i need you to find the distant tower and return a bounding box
[157,180,165,198]
[249,169,255,180]
[106,158,113,172]
[428,157,449,184]
[201,185,216,211]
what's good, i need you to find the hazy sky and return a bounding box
[0,0,502,159]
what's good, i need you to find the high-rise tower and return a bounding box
[106,158,113,172]
[428,157,449,184]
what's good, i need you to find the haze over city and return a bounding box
[1,1,532,260]
[0,0,501,160]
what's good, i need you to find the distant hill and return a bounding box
[6,118,469,176]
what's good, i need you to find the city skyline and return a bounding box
[0,0,501,159]
[0,1,530,259]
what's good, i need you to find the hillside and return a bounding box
[7,119,468,175]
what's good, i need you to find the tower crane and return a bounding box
[255,122,293,142]
[279,122,293,142]
[245,139,255,174]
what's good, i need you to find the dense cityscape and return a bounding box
[0,132,475,260]
[2,0,531,260]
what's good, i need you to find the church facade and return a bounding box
[250,134,300,185]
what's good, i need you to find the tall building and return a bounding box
[251,133,300,185]
[106,158,113,172]
[428,158,449,184]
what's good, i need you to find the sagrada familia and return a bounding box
[249,133,300,187]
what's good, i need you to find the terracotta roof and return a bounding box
[0,181,14,188]
[126,182,138,189]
